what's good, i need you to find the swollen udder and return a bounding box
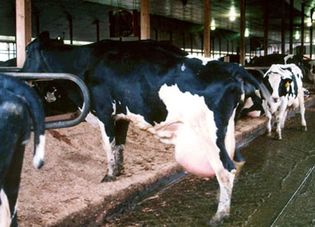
[175,149,216,177]
[173,126,219,177]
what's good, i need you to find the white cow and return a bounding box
[262,64,307,140]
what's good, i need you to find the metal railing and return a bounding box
[0,69,90,129]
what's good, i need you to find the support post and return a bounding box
[239,0,246,65]
[16,0,32,67]
[310,24,313,58]
[66,13,73,44]
[301,1,305,54]
[289,0,294,54]
[140,0,150,39]
[93,19,100,42]
[263,0,269,55]
[203,0,211,57]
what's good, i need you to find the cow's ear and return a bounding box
[38,31,50,42]
[151,121,183,144]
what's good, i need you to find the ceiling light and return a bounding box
[210,19,216,30]
[229,6,237,22]
[306,17,312,27]
[305,36,310,42]
[245,28,249,37]
[294,31,300,40]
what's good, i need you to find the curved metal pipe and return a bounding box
[1,72,90,129]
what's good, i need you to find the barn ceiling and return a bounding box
[1,0,315,44]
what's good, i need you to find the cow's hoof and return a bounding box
[303,126,307,132]
[101,175,116,182]
[234,149,245,163]
[276,135,282,140]
[222,159,235,173]
[208,213,228,226]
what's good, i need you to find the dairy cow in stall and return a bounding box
[262,64,307,140]
[22,32,267,223]
[0,74,46,227]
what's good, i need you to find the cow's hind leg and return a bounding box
[2,145,25,227]
[98,117,129,182]
[209,166,235,225]
[216,130,235,172]
[98,119,117,182]
[299,95,307,131]
[0,188,11,227]
[265,110,273,137]
[113,119,130,176]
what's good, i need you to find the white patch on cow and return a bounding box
[0,102,22,115]
[97,120,115,176]
[211,169,235,223]
[181,63,186,71]
[22,139,30,145]
[243,97,254,109]
[240,93,245,103]
[33,135,45,169]
[0,189,11,227]
[154,84,224,176]
[243,97,261,117]
[112,101,116,115]
[115,107,153,131]
[225,109,236,157]
[84,112,100,128]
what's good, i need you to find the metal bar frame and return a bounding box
[0,70,90,129]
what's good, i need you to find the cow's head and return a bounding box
[22,31,64,72]
[263,64,296,113]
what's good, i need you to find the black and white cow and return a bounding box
[262,64,307,140]
[247,53,315,84]
[0,74,46,227]
[22,32,266,223]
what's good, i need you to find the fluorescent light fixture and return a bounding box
[245,28,249,37]
[294,30,300,40]
[229,6,237,22]
[307,17,312,27]
[210,19,216,30]
[305,36,310,42]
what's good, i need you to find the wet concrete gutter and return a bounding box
[53,95,315,226]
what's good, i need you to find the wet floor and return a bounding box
[105,108,315,227]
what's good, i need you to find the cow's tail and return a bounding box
[0,75,46,169]
[25,88,46,169]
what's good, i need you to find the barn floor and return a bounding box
[17,94,315,227]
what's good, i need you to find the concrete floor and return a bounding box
[105,102,315,226]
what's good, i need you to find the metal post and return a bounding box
[289,0,294,54]
[203,0,211,57]
[239,0,246,65]
[263,0,269,55]
[301,1,305,54]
